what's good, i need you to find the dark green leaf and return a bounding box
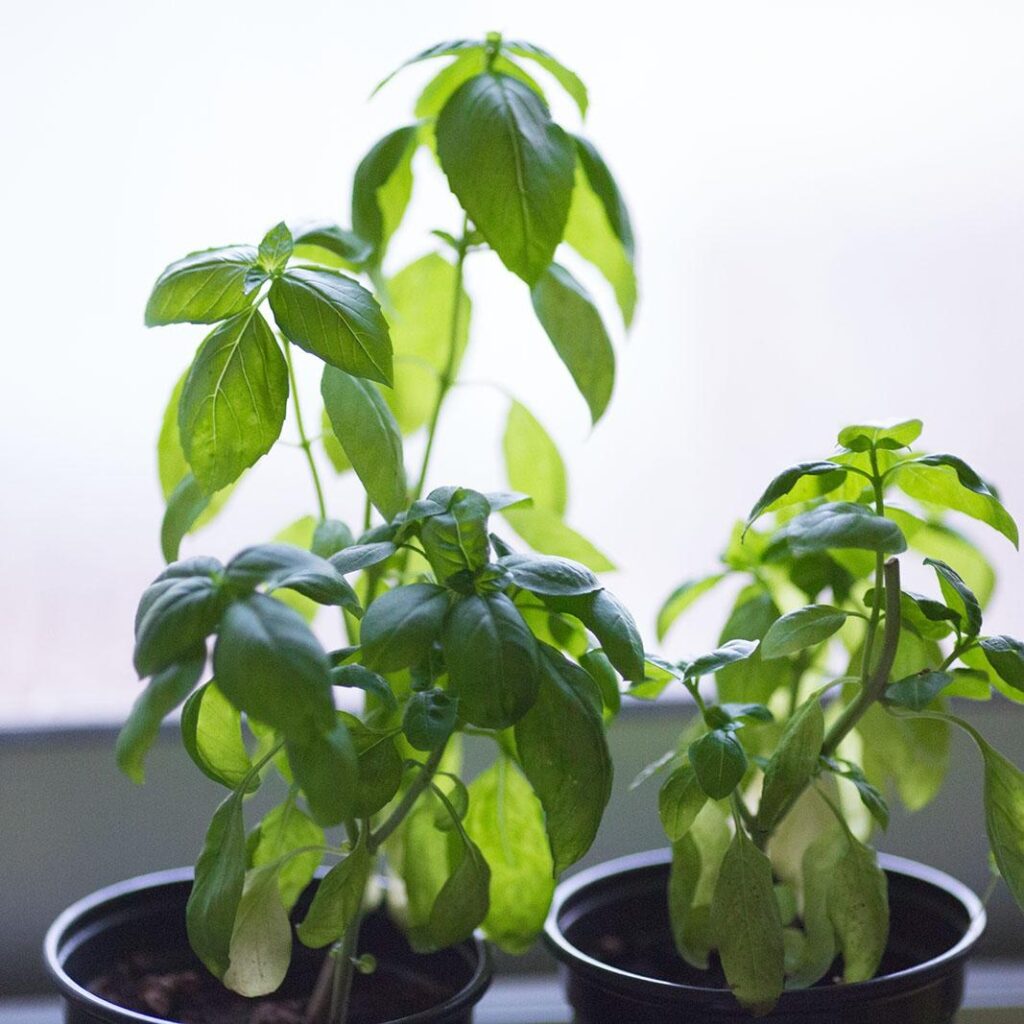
[768,502,907,558]
[716,703,774,725]
[925,557,983,637]
[270,268,393,385]
[444,593,540,728]
[865,587,958,640]
[515,643,612,873]
[352,126,418,263]
[436,72,575,284]
[117,646,206,783]
[746,461,848,528]
[837,419,922,452]
[311,519,355,559]
[499,552,600,596]
[372,39,482,96]
[980,636,1024,693]
[761,605,848,659]
[684,639,759,681]
[181,682,252,789]
[179,309,288,492]
[329,541,397,575]
[715,589,791,704]
[146,245,259,326]
[530,263,614,424]
[161,474,211,563]
[404,689,458,751]
[286,720,358,827]
[656,574,727,642]
[225,543,360,612]
[659,763,708,842]
[257,222,294,274]
[688,730,747,799]
[213,594,335,739]
[420,489,491,582]
[828,837,889,982]
[343,714,404,818]
[291,221,372,270]
[885,670,954,711]
[757,689,825,830]
[297,832,372,948]
[331,664,397,714]
[134,575,221,677]
[222,864,292,997]
[360,583,449,672]
[579,649,621,717]
[503,40,588,115]
[249,801,324,910]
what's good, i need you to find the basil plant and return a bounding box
[118,32,641,1024]
[647,419,1024,1015]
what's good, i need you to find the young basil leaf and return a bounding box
[542,589,644,683]
[222,864,292,997]
[788,829,844,988]
[213,594,335,740]
[530,263,614,424]
[225,543,360,613]
[291,221,372,271]
[767,502,907,558]
[286,720,358,827]
[342,714,404,818]
[249,801,324,910]
[924,557,983,637]
[372,38,483,96]
[436,72,575,284]
[718,703,774,724]
[715,589,791,704]
[464,757,554,954]
[746,461,848,529]
[503,400,566,515]
[825,760,890,831]
[420,489,491,582]
[270,268,393,385]
[865,587,958,640]
[656,574,727,642]
[688,730,747,800]
[179,309,288,493]
[579,649,621,718]
[499,552,600,597]
[257,222,294,275]
[711,827,785,1015]
[659,763,708,842]
[828,837,889,982]
[444,593,540,728]
[116,645,206,783]
[331,664,397,714]
[404,689,458,751]
[837,419,922,452]
[684,639,759,682]
[329,541,397,576]
[161,474,211,563]
[145,245,259,326]
[761,605,848,660]
[134,575,222,678]
[502,40,588,116]
[756,689,825,830]
[515,643,611,873]
[979,636,1024,693]
[895,455,1018,548]
[297,831,372,948]
[360,583,449,672]
[351,125,419,264]
[187,787,248,978]
[885,669,954,711]
[181,682,252,790]
[311,519,355,560]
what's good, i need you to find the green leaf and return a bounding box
[502,506,614,572]
[187,787,247,978]
[885,670,954,711]
[788,830,844,988]
[226,542,360,613]
[420,489,491,582]
[297,831,371,948]
[895,456,1018,547]
[249,801,324,909]
[269,268,393,385]
[321,366,406,519]
[711,827,785,1015]
[257,222,294,274]
[436,72,575,284]
[352,126,419,264]
[331,664,397,714]
[344,714,404,818]
[312,519,355,559]
[291,221,371,271]
[503,40,588,116]
[715,589,791,704]
[826,760,890,831]
[925,557,983,637]
[383,254,471,434]
[286,720,359,827]
[416,49,546,120]
[837,419,922,452]
[757,690,825,830]
[828,837,889,982]
[464,757,554,953]
[659,763,708,842]
[373,39,482,95]
[444,593,540,729]
[117,646,205,783]
[530,263,614,424]
[145,245,259,326]
[656,574,727,642]
[213,594,334,740]
[980,636,1024,693]
[161,475,211,563]
[542,589,644,683]
[503,400,566,515]
[499,552,600,597]
[579,649,621,718]
[977,738,1024,913]
[134,575,221,678]
[404,689,458,751]
[329,541,396,576]
[684,639,759,682]
[768,502,907,558]
[906,518,996,606]
[762,605,849,660]
[515,643,612,873]
[688,730,747,800]
[746,461,848,528]
[564,145,637,328]
[222,865,291,997]
[181,682,252,789]
[178,309,288,492]
[361,583,449,672]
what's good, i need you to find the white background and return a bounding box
[3,0,1024,724]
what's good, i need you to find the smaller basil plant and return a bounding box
[646,419,1024,1015]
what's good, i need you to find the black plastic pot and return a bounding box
[45,867,492,1024]
[544,849,985,1024]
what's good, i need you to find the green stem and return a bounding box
[369,739,448,851]
[327,912,361,1024]
[284,337,328,521]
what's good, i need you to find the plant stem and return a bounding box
[328,913,361,1024]
[284,337,328,521]
[369,739,449,852]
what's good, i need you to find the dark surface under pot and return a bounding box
[544,849,987,1024]
[45,868,491,1024]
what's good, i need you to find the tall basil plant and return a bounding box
[120,33,641,1024]
[648,419,1024,1015]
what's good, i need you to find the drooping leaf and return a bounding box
[133,575,222,678]
[160,474,213,563]
[331,664,398,714]
[579,649,621,718]
[360,583,449,672]
[321,366,407,519]
[885,670,954,711]
[249,800,324,909]
[181,682,252,789]
[659,763,708,842]
[656,574,728,642]
[417,823,491,953]
[351,126,419,264]
[297,832,372,948]
[542,589,644,683]
[286,720,359,827]
[146,245,259,326]
[757,689,825,830]
[767,502,907,559]
[684,639,759,682]
[746,461,848,528]
[225,542,360,613]
[343,714,404,818]
[925,557,983,637]
[372,39,483,96]
[688,729,747,800]
[828,837,889,983]
[761,605,849,660]
[222,865,292,997]
[979,636,1024,693]
[837,419,922,452]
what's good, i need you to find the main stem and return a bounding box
[284,337,328,521]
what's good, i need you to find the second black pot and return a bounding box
[45,867,492,1024]
[544,849,986,1024]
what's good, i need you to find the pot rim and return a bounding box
[44,866,493,1024]
[543,848,986,1008]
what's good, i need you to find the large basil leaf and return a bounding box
[225,542,359,612]
[179,309,288,493]
[351,125,418,264]
[828,837,889,982]
[181,682,252,789]
[286,721,358,827]
[213,594,335,739]
[746,461,848,528]
[768,502,907,558]
[360,583,449,672]
[133,575,221,677]
[222,864,291,997]
[436,72,575,284]
[321,366,407,520]
[146,245,259,326]
[249,800,324,910]
[269,268,393,385]
[761,605,848,660]
[499,552,600,597]
[297,832,372,948]
[530,263,614,424]
[515,644,611,873]
[444,593,540,728]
